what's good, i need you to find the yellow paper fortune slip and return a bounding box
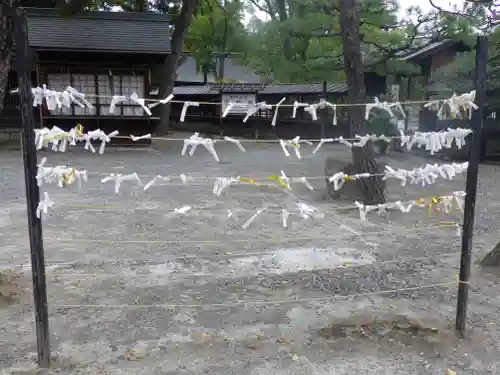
[238,177,259,186]
[61,168,76,187]
[428,196,442,216]
[267,175,289,189]
[75,123,84,136]
[45,131,69,141]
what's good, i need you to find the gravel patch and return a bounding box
[1,142,500,374]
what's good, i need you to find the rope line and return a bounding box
[57,92,451,107]
[36,202,463,214]
[39,169,467,185]
[41,223,459,244]
[111,133,464,143]
[38,252,460,278]
[50,281,457,309]
[0,224,458,269]
[86,171,386,181]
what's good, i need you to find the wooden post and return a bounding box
[321,80,327,138]
[219,104,224,138]
[13,8,51,367]
[455,35,487,337]
[405,75,413,131]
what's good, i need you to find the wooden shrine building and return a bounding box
[2,8,170,141]
[170,75,386,139]
[0,9,474,144]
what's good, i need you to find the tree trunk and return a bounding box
[217,53,225,81]
[274,0,292,60]
[217,13,228,81]
[480,241,500,267]
[338,0,385,205]
[157,0,200,136]
[136,0,148,12]
[203,67,208,84]
[0,1,15,115]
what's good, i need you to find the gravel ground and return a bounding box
[1,138,500,374]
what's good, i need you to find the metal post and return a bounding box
[13,8,51,367]
[455,35,488,337]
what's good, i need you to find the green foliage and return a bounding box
[431,21,500,109]
[226,0,498,85]
[185,0,248,80]
[400,0,500,108]
[56,0,133,14]
[27,0,495,94]
[364,92,400,135]
[57,0,177,14]
[367,111,399,136]
[237,0,460,82]
[53,0,477,86]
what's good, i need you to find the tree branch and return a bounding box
[428,0,500,29]
[247,0,276,20]
[289,31,342,38]
[361,13,443,61]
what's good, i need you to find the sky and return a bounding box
[399,0,433,13]
[397,0,464,14]
[249,0,466,21]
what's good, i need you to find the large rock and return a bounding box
[325,157,386,202]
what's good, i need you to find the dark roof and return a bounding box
[399,39,471,63]
[210,83,266,93]
[260,83,347,95]
[173,85,219,95]
[176,56,265,83]
[172,82,348,96]
[424,81,455,94]
[25,8,171,54]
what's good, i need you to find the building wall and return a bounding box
[40,67,149,117]
[0,71,38,131]
[430,49,457,73]
[1,56,159,140]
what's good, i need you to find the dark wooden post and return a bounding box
[455,35,487,337]
[321,80,327,138]
[421,61,431,101]
[13,8,51,367]
[405,75,413,131]
[219,99,224,139]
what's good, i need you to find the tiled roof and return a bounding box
[172,85,219,95]
[259,83,348,95]
[25,8,171,54]
[210,83,267,93]
[171,82,348,96]
[399,39,471,63]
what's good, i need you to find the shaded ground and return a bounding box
[1,139,500,374]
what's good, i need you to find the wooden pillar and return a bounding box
[13,8,51,367]
[421,60,432,100]
[405,75,413,131]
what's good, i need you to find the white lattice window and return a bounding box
[97,74,118,116]
[46,74,72,115]
[72,74,97,116]
[121,75,145,116]
[97,74,120,116]
[97,74,145,116]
